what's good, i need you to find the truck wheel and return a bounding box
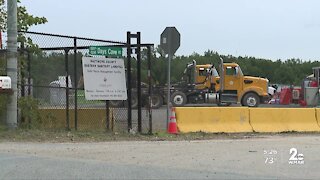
[242,93,260,107]
[171,91,187,107]
[109,100,123,107]
[150,94,163,109]
[124,94,138,108]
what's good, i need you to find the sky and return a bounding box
[20,0,320,61]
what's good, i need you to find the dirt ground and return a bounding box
[1,127,318,143]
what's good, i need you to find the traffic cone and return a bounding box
[168,107,178,134]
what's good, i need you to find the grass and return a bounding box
[0,125,319,143]
[77,90,102,105]
[0,129,253,143]
[0,128,250,142]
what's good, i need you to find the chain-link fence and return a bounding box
[12,31,156,133]
[0,50,8,125]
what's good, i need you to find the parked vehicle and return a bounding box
[110,57,271,108]
[168,57,270,107]
[109,82,164,109]
[275,66,320,107]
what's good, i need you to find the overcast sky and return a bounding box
[21,0,320,61]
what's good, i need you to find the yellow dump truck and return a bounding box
[170,57,270,107]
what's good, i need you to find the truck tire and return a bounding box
[125,94,139,109]
[150,94,163,109]
[171,91,187,107]
[109,100,123,107]
[242,92,260,107]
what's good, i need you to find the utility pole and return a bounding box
[6,0,18,128]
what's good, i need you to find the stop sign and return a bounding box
[160,27,180,55]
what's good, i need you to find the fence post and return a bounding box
[27,49,31,96]
[126,32,132,132]
[137,32,142,133]
[147,46,153,134]
[64,49,70,130]
[73,38,78,130]
[106,100,110,130]
[19,48,25,125]
[19,47,25,98]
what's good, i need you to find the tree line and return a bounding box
[149,49,320,86]
[1,0,317,88]
[23,49,320,89]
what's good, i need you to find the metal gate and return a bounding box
[13,31,154,133]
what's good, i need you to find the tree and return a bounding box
[0,0,47,32]
[0,0,47,48]
[0,0,47,123]
[0,0,47,78]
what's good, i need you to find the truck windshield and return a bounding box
[236,66,243,76]
[212,68,219,77]
[226,66,243,76]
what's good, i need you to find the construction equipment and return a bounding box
[299,67,320,106]
[272,67,320,107]
[306,67,320,106]
[169,57,270,107]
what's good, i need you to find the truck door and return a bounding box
[195,67,208,89]
[223,66,241,93]
[196,67,207,83]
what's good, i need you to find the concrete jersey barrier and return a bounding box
[175,107,320,133]
[249,108,320,132]
[175,107,253,133]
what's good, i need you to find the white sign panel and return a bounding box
[0,76,11,89]
[82,57,127,100]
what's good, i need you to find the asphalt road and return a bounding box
[1,134,320,179]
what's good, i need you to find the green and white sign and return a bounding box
[89,46,123,57]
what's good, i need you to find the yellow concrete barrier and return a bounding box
[250,108,320,132]
[39,108,112,130]
[314,108,320,128]
[175,107,253,133]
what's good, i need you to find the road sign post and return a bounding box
[160,27,180,129]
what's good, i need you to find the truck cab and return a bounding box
[175,59,269,107]
[220,63,269,107]
[194,64,219,90]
